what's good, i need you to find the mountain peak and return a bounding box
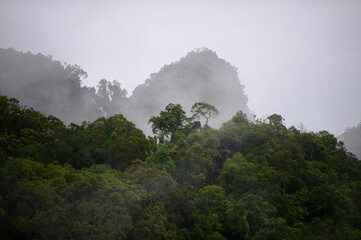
[129,49,251,134]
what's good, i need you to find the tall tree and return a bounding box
[191,102,219,127]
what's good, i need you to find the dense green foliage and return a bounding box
[0,95,149,170]
[1,96,361,239]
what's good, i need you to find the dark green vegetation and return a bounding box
[1,96,360,240]
[0,47,251,135]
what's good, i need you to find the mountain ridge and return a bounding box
[0,47,252,135]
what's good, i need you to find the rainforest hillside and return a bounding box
[0,95,360,240]
[0,48,251,135]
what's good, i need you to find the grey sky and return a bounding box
[1,0,361,135]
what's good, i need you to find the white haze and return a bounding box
[1,0,361,135]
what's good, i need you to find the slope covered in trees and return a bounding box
[1,96,360,240]
[0,48,251,135]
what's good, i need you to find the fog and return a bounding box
[0,47,250,137]
[127,48,252,135]
[1,0,361,135]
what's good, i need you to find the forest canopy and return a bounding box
[0,95,360,240]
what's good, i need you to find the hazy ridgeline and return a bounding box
[0,48,100,124]
[0,47,251,135]
[339,122,361,159]
[129,48,252,134]
[0,47,360,158]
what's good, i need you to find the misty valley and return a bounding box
[0,48,361,239]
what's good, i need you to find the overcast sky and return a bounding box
[1,0,361,135]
